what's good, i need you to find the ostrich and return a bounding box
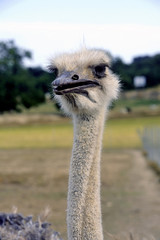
[50,48,119,240]
[0,48,155,240]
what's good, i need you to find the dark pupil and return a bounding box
[94,64,106,78]
[95,65,105,73]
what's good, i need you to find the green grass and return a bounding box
[23,101,58,114]
[24,97,160,115]
[0,123,73,149]
[104,116,160,148]
[0,116,160,149]
[115,98,160,109]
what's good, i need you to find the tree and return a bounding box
[130,55,160,87]
[0,40,31,75]
[0,40,50,113]
[112,54,160,90]
[112,57,133,90]
[0,74,18,112]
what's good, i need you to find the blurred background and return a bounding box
[0,0,160,239]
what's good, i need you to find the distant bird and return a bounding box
[51,48,119,239]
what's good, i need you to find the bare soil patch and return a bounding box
[102,150,160,239]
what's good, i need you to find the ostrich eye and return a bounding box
[48,66,59,78]
[92,64,107,79]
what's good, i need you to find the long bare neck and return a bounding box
[67,107,106,240]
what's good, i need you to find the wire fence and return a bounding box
[138,127,160,166]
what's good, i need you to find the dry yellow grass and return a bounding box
[0,149,69,238]
[0,149,160,239]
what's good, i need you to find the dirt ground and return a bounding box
[0,149,160,239]
[101,150,160,239]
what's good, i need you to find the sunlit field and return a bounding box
[0,116,160,149]
[1,116,160,238]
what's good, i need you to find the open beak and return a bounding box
[52,71,101,95]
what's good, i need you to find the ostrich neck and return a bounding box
[67,108,106,240]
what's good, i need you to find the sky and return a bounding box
[0,0,160,68]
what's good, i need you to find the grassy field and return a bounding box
[0,115,160,238]
[0,87,160,238]
[0,116,160,149]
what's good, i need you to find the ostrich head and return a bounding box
[50,48,119,115]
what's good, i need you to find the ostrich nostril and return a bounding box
[72,74,79,80]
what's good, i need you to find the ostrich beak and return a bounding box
[52,71,101,95]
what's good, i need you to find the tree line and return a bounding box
[112,54,160,90]
[0,40,159,113]
[0,40,52,113]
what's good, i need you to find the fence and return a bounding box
[138,127,160,166]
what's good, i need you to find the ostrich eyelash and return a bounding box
[47,65,59,77]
